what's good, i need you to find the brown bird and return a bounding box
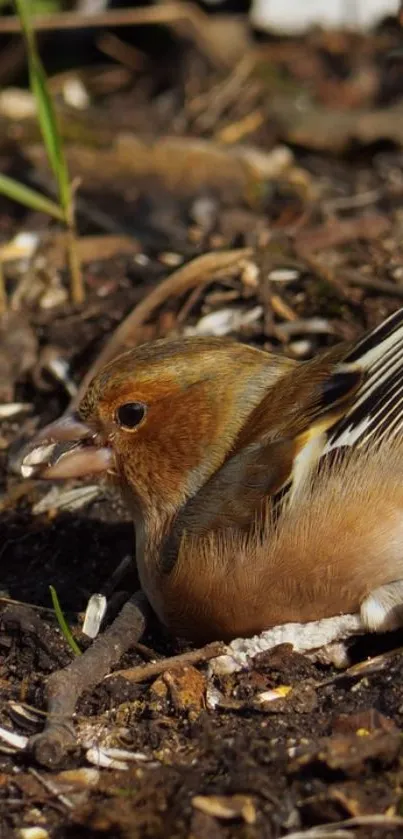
[22,307,403,643]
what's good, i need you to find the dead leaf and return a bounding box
[192,794,256,824]
[332,709,399,737]
[290,732,401,778]
[295,214,391,256]
[163,665,206,716]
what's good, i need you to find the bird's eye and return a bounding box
[115,402,147,430]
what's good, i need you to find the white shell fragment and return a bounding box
[0,89,37,120]
[206,684,224,710]
[276,318,335,339]
[185,306,263,338]
[0,725,28,751]
[82,593,108,639]
[268,268,301,283]
[250,0,397,34]
[86,747,129,770]
[21,443,58,478]
[85,746,157,771]
[62,77,90,110]
[0,232,39,263]
[209,614,364,677]
[32,485,101,515]
[40,282,69,310]
[257,686,292,703]
[46,357,77,398]
[237,144,294,178]
[7,701,45,726]
[0,403,33,419]
[98,747,154,763]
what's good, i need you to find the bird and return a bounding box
[21,306,403,644]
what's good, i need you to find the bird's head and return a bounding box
[21,337,287,519]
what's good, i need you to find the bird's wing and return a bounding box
[196,306,403,519]
[169,363,363,543]
[167,437,298,546]
[326,306,403,452]
[289,305,403,500]
[171,307,403,545]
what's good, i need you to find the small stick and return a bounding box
[0,4,207,33]
[133,640,160,660]
[66,187,84,306]
[286,814,403,838]
[28,767,74,810]
[109,640,225,683]
[0,596,56,616]
[72,247,252,405]
[0,4,235,68]
[269,293,298,323]
[0,260,7,315]
[295,213,390,255]
[30,591,150,767]
[342,269,403,300]
[315,645,403,689]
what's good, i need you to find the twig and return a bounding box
[323,188,381,213]
[294,251,351,300]
[0,4,201,31]
[176,284,205,325]
[269,293,298,322]
[295,213,391,255]
[0,596,57,616]
[66,205,84,306]
[133,640,161,660]
[30,591,150,767]
[0,4,235,68]
[190,54,256,132]
[285,814,403,838]
[275,317,335,339]
[72,247,252,405]
[109,640,225,683]
[342,269,403,299]
[28,767,74,810]
[216,109,264,144]
[0,260,7,315]
[96,32,148,71]
[315,645,403,689]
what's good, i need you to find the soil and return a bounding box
[1,13,403,838]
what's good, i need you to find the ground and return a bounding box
[1,12,403,837]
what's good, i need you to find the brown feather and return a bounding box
[161,437,403,641]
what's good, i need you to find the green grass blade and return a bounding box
[30,59,71,211]
[14,0,71,213]
[49,585,82,656]
[0,173,64,220]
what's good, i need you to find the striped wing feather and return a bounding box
[326,307,403,452]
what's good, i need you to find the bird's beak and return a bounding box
[20,412,114,480]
